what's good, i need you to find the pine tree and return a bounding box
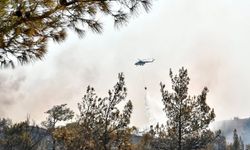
[160,67,215,150]
[41,104,74,150]
[0,0,152,68]
[233,129,240,150]
[214,130,227,150]
[57,73,133,150]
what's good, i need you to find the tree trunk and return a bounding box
[178,119,181,150]
[178,100,182,150]
[52,138,56,150]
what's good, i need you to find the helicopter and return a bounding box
[134,58,155,66]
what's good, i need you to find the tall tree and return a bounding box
[42,104,74,150]
[0,0,152,68]
[160,67,215,150]
[213,130,227,150]
[233,129,240,150]
[63,73,133,150]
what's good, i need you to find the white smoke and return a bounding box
[144,89,156,126]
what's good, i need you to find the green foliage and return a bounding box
[0,119,45,150]
[0,0,152,68]
[0,71,222,149]
[69,73,134,150]
[42,104,74,130]
[42,104,74,150]
[160,67,215,150]
[53,122,83,150]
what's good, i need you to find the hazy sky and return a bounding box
[1,0,250,128]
